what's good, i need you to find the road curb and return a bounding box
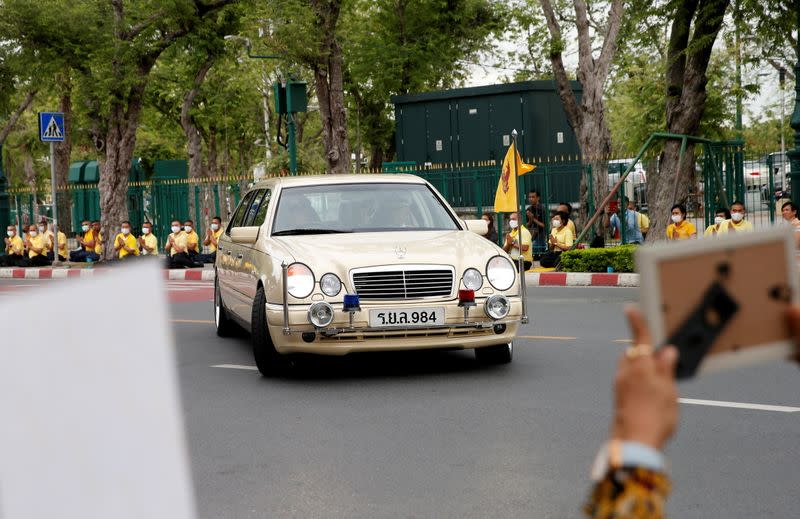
[0,268,215,281]
[525,272,639,287]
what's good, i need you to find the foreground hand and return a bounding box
[612,307,679,451]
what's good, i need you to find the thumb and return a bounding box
[655,345,679,378]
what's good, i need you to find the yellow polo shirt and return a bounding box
[208,229,223,253]
[5,235,24,256]
[565,219,576,238]
[704,224,722,237]
[550,226,575,250]
[140,233,158,255]
[666,220,697,240]
[509,225,533,263]
[94,232,104,254]
[114,233,139,258]
[57,231,68,258]
[169,231,188,257]
[719,219,754,234]
[27,233,48,258]
[82,229,96,252]
[186,230,200,253]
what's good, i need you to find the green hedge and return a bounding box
[559,245,636,273]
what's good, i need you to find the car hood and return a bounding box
[273,230,505,274]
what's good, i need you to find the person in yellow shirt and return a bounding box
[1,224,26,266]
[781,201,800,249]
[166,219,202,269]
[197,216,223,263]
[113,221,140,260]
[541,211,574,268]
[40,219,68,262]
[502,212,533,272]
[703,207,730,237]
[666,204,697,240]
[718,200,754,234]
[70,219,101,262]
[557,202,578,239]
[91,220,104,257]
[183,219,200,259]
[138,221,158,256]
[24,224,51,267]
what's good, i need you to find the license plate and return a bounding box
[368,307,445,328]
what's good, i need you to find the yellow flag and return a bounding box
[493,142,536,212]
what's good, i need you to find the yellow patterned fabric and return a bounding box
[584,467,670,519]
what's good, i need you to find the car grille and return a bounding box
[352,268,454,300]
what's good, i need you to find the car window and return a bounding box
[251,190,272,227]
[226,190,257,233]
[243,190,266,227]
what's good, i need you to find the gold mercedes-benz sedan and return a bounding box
[214,174,527,376]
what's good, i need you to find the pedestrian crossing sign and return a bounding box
[39,112,65,142]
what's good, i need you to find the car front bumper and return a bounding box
[265,298,523,355]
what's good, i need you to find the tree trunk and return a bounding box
[646,0,729,242]
[0,91,37,145]
[23,151,37,224]
[54,88,73,234]
[181,58,214,224]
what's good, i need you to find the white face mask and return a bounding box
[38,225,46,232]
[171,226,181,233]
[552,219,562,228]
[184,226,192,233]
[509,219,519,229]
[6,231,14,237]
[714,216,725,225]
[121,228,130,235]
[82,225,90,232]
[731,212,744,222]
[210,223,219,231]
[142,227,150,235]
[671,214,682,224]
[29,230,37,237]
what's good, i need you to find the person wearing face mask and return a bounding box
[718,200,754,234]
[166,220,202,269]
[183,220,200,259]
[91,220,104,257]
[540,211,574,268]
[703,207,731,237]
[41,219,68,262]
[665,204,697,240]
[502,212,533,272]
[138,222,158,256]
[70,220,101,262]
[113,221,139,260]
[24,224,51,267]
[481,212,498,244]
[197,216,224,263]
[1,225,26,267]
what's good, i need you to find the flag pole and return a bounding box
[511,129,528,324]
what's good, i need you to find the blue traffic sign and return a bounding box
[39,112,65,142]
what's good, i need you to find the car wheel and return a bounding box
[251,285,290,376]
[474,342,513,365]
[214,275,238,337]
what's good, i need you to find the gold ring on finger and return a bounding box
[625,343,653,359]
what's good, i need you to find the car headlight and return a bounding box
[462,268,483,290]
[308,302,334,328]
[320,273,342,296]
[484,295,510,320]
[287,263,315,298]
[486,255,515,291]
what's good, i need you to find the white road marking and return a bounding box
[211,364,259,371]
[679,398,800,413]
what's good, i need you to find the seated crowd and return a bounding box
[1,216,224,268]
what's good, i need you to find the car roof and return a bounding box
[251,174,427,190]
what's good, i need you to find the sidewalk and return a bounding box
[0,266,640,286]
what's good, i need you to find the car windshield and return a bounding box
[271,182,460,234]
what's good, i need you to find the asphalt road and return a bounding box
[4,280,800,517]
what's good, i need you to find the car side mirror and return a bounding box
[230,226,260,244]
[464,219,488,236]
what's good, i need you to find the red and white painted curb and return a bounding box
[0,268,640,287]
[525,272,639,287]
[0,268,215,281]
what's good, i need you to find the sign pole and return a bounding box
[49,141,59,265]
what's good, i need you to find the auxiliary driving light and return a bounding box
[484,295,510,320]
[458,289,476,307]
[343,294,361,312]
[308,302,334,328]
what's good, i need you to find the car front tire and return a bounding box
[474,342,513,365]
[214,275,238,337]
[251,285,291,376]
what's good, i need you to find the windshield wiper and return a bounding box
[271,229,352,236]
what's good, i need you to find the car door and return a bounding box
[239,189,272,306]
[228,189,267,319]
[219,189,257,320]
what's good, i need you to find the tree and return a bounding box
[539,0,625,230]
